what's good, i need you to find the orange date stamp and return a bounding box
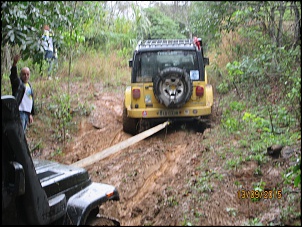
[237,189,282,200]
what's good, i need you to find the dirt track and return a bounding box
[34,84,300,226]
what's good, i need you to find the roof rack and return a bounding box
[138,39,194,49]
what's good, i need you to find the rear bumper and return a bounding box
[126,105,212,119]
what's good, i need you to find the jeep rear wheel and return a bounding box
[122,106,138,135]
[153,67,193,108]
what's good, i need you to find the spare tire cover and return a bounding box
[153,67,193,108]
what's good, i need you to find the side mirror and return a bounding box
[129,59,133,68]
[203,57,209,66]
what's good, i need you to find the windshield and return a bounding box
[137,50,199,82]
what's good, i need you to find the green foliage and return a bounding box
[50,147,63,158]
[29,140,44,154]
[280,193,301,226]
[293,163,301,188]
[251,180,266,202]
[220,95,299,168]
[222,117,241,132]
[194,171,213,193]
[226,207,237,217]
[189,2,224,47]
[283,158,301,188]
[48,92,72,144]
[131,3,151,41]
[221,101,245,132]
[241,108,299,154]
[144,7,186,39]
[223,43,300,130]
[166,195,178,207]
[279,46,301,122]
[76,101,95,117]
[181,216,193,226]
[216,81,230,94]
[243,112,271,133]
[1,73,11,95]
[226,157,242,170]
[1,2,69,63]
[245,217,263,226]
[1,1,111,77]
[229,101,245,112]
[226,61,244,79]
[82,2,149,54]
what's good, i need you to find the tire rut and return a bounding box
[128,143,188,205]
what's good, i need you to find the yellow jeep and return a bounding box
[123,38,213,135]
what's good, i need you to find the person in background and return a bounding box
[42,24,54,79]
[10,54,35,133]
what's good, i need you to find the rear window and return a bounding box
[137,50,199,82]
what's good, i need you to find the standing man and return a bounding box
[10,55,35,133]
[42,24,54,79]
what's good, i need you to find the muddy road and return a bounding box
[58,91,214,226]
[34,85,300,226]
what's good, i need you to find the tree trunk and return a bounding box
[268,6,276,45]
[276,2,286,48]
[291,2,301,48]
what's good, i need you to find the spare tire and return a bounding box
[153,67,193,108]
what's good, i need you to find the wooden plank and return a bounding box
[71,121,170,168]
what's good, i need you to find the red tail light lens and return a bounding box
[132,89,141,99]
[196,86,204,97]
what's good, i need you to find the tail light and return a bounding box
[196,86,204,97]
[106,191,114,198]
[132,89,141,99]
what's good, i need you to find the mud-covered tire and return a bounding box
[122,106,138,135]
[153,67,193,108]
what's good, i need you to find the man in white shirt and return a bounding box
[10,55,35,133]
